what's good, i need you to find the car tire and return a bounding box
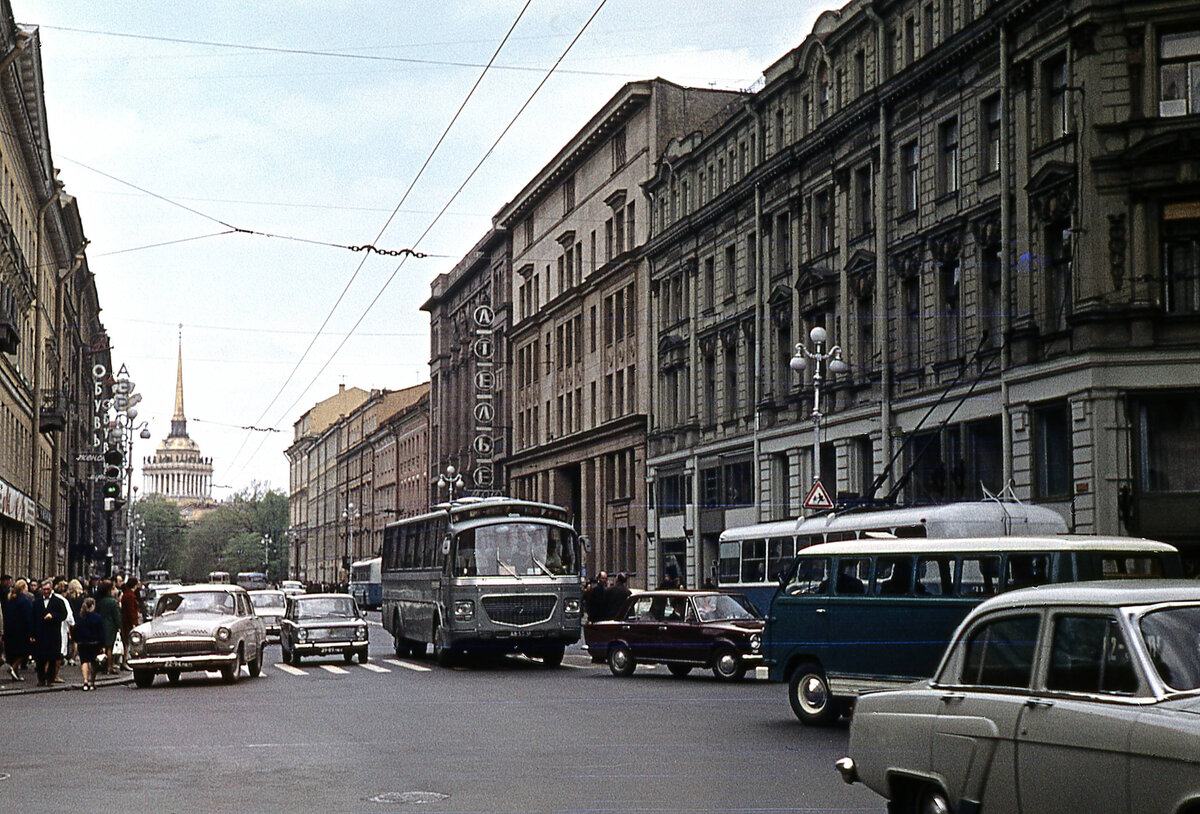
[166,670,181,685]
[788,661,840,726]
[711,647,747,681]
[133,669,155,688]
[343,651,354,664]
[667,663,692,678]
[222,648,244,684]
[608,643,636,677]
[249,644,263,677]
[358,649,369,664]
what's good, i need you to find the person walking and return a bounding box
[96,580,120,675]
[65,579,86,665]
[31,580,68,686]
[73,597,104,690]
[54,580,75,680]
[118,577,140,671]
[585,571,609,622]
[4,579,33,681]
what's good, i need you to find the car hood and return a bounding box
[708,618,766,633]
[138,614,238,637]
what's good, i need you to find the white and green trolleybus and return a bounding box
[381,497,583,666]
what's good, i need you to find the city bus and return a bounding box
[207,570,231,584]
[236,571,270,591]
[381,497,583,667]
[144,569,171,585]
[718,500,1068,611]
[764,535,1183,725]
[349,557,382,609]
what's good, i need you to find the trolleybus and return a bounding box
[381,497,582,666]
[349,557,382,609]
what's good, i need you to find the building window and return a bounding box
[1137,395,1200,492]
[1162,203,1200,313]
[923,4,935,55]
[523,218,534,249]
[813,190,832,254]
[982,95,1001,175]
[703,256,715,311]
[703,353,717,425]
[903,275,921,369]
[563,174,575,214]
[905,16,916,65]
[938,118,959,195]
[941,0,954,39]
[981,242,1002,347]
[724,342,738,421]
[854,50,866,96]
[854,166,872,235]
[657,472,689,515]
[1159,32,1200,117]
[900,141,919,214]
[1044,54,1068,141]
[940,259,961,359]
[725,244,737,295]
[612,127,627,170]
[723,460,754,508]
[746,232,757,286]
[1044,221,1072,331]
[771,454,791,520]
[1034,402,1072,500]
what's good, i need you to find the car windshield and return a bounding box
[692,593,761,622]
[156,591,236,616]
[295,597,358,619]
[1139,605,1200,691]
[251,593,285,611]
[454,522,579,577]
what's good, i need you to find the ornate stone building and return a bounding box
[142,340,213,511]
[641,0,1200,579]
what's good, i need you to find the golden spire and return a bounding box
[169,324,188,438]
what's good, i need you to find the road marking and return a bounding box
[384,659,432,673]
[319,665,350,674]
[358,662,390,673]
[275,663,305,676]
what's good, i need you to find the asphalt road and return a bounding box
[0,617,884,813]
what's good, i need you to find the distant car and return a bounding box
[126,584,267,688]
[584,590,764,680]
[280,580,305,597]
[139,583,182,622]
[837,581,1200,814]
[280,593,369,666]
[248,589,286,639]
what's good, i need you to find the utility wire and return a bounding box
[234,0,611,481]
[224,0,534,476]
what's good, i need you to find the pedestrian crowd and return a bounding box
[1,572,140,689]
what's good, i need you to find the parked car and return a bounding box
[248,589,286,639]
[837,580,1200,814]
[280,593,369,665]
[584,590,764,680]
[126,584,267,688]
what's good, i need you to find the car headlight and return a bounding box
[750,633,762,653]
[298,629,308,642]
[216,627,232,642]
[454,600,474,622]
[355,626,368,640]
[564,598,580,615]
[130,630,144,646]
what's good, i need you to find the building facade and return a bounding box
[641,0,1200,580]
[0,8,107,580]
[489,80,747,586]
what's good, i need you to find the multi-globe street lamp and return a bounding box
[341,501,360,584]
[436,465,464,503]
[789,326,850,492]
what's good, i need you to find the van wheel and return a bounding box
[608,643,636,676]
[789,661,839,725]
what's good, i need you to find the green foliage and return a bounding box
[138,482,289,583]
[138,496,185,574]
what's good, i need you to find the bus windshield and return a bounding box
[454,523,578,577]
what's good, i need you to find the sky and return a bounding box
[17,0,829,498]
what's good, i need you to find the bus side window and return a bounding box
[959,556,1001,597]
[786,557,830,595]
[718,542,740,584]
[767,537,794,581]
[1005,554,1049,590]
[742,539,767,583]
[917,556,954,596]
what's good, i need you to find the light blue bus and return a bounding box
[349,557,382,609]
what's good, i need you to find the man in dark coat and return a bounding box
[31,580,68,686]
[585,571,609,622]
[603,572,632,620]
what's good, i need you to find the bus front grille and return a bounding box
[481,595,556,626]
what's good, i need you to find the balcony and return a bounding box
[39,390,66,433]
[0,312,17,354]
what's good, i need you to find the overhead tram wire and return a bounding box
[223,1,534,477]
[230,0,611,482]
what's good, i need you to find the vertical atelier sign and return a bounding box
[472,302,496,490]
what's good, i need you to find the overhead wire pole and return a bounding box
[223,0,534,477]
[231,0,612,479]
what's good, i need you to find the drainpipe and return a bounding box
[754,181,764,523]
[866,4,892,498]
[1000,26,1013,487]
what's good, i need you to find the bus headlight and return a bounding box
[750,633,762,653]
[564,598,581,615]
[216,627,232,642]
[454,600,474,622]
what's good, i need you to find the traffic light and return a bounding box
[102,448,123,503]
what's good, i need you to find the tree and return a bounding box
[137,496,185,575]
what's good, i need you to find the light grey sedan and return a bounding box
[127,584,267,687]
[837,581,1200,814]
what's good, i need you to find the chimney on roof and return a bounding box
[339,383,345,393]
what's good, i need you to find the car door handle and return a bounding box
[1025,697,1054,709]
[940,692,966,703]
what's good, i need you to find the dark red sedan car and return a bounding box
[584,590,764,681]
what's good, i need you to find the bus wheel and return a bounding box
[538,644,565,667]
[789,661,839,725]
[392,634,410,658]
[608,643,636,677]
[433,622,454,667]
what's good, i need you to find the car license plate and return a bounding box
[164,660,185,669]
[319,647,340,655]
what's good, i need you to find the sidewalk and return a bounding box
[0,657,133,696]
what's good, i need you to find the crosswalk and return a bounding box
[268,653,594,677]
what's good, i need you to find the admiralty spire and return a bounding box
[143,330,214,510]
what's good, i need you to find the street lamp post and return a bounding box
[341,502,359,585]
[790,326,849,490]
[436,465,464,504]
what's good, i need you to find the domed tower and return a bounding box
[142,331,214,507]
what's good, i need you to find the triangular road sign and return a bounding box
[804,480,834,510]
